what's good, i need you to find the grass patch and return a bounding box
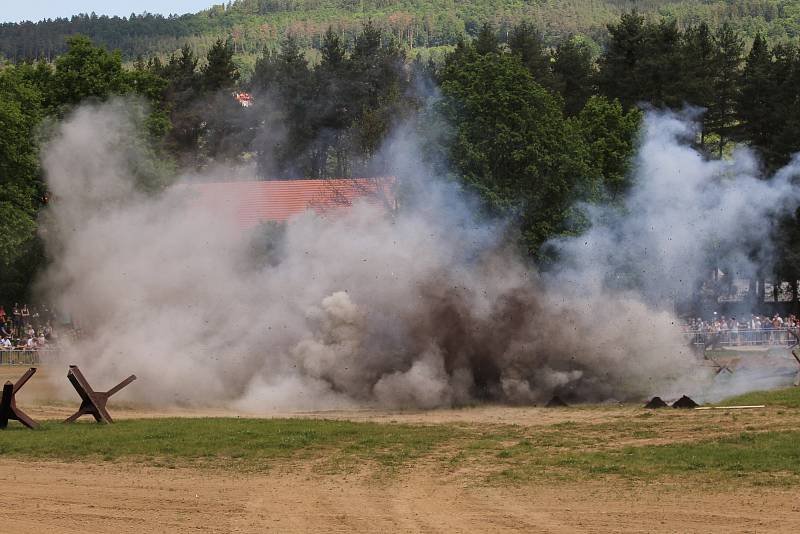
[494,431,800,486]
[576,431,800,479]
[0,418,459,472]
[721,387,800,408]
[3,408,800,486]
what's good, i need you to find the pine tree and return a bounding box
[508,21,555,90]
[320,26,346,68]
[202,38,239,92]
[161,45,203,163]
[736,34,774,156]
[165,45,200,93]
[474,23,498,56]
[312,27,350,177]
[597,11,646,108]
[347,22,407,170]
[707,23,743,157]
[680,22,715,148]
[197,39,243,162]
[252,35,314,177]
[552,37,594,116]
[251,47,278,92]
[767,44,800,169]
[637,19,683,108]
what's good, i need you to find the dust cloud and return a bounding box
[37,102,800,409]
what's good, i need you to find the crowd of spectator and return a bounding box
[0,303,62,351]
[684,313,800,347]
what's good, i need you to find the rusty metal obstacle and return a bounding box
[0,367,40,429]
[64,365,137,424]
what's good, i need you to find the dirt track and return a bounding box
[2,459,799,533]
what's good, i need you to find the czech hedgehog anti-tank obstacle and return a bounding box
[0,367,39,429]
[64,365,137,424]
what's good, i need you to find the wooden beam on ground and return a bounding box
[694,405,766,410]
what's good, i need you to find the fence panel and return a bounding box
[686,328,796,348]
[0,349,62,365]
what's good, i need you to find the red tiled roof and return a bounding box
[186,177,395,229]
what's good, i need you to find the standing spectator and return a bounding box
[0,306,6,321]
[773,314,784,344]
[12,304,21,334]
[20,304,30,326]
[719,317,729,345]
[709,320,721,349]
[765,315,774,344]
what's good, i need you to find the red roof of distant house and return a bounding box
[187,178,395,229]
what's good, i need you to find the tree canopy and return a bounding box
[2,12,800,302]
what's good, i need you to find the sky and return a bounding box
[0,1,215,23]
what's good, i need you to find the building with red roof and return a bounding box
[186,177,395,229]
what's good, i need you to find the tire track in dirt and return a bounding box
[2,459,799,533]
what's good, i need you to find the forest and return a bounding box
[1,9,800,304]
[2,0,800,71]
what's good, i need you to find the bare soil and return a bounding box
[1,459,799,533]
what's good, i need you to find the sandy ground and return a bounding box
[1,459,799,533]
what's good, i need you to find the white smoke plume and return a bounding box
[36,102,800,410]
[552,109,800,305]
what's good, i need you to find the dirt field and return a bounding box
[3,365,800,533]
[2,458,799,533]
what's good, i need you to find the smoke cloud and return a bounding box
[37,102,800,410]
[551,110,800,305]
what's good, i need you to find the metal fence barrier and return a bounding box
[685,328,796,348]
[0,349,62,365]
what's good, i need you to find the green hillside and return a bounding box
[2,0,800,72]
